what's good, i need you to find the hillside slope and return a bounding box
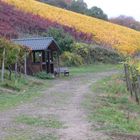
[0,1,91,41]
[4,0,140,55]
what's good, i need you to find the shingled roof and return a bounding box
[12,37,60,51]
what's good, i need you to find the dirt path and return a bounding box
[0,71,118,140]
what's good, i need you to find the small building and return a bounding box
[12,37,60,75]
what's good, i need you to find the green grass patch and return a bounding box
[70,64,122,76]
[90,107,140,133]
[84,74,140,134]
[0,74,51,111]
[16,115,63,129]
[6,133,58,140]
[93,75,127,94]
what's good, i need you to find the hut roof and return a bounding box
[12,37,60,51]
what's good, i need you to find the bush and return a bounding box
[89,47,123,63]
[34,72,54,80]
[72,43,123,64]
[42,27,74,53]
[60,51,83,66]
[72,43,91,64]
[60,44,122,67]
[2,82,20,91]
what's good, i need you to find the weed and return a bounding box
[84,74,140,134]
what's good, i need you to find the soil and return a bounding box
[0,71,139,140]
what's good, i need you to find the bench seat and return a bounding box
[54,67,69,76]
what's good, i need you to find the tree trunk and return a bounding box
[15,61,18,79]
[24,52,27,76]
[1,48,5,82]
[8,65,12,80]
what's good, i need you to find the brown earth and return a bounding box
[0,71,138,140]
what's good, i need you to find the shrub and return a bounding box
[89,47,123,63]
[72,43,91,64]
[42,27,74,53]
[60,51,83,66]
[72,43,123,64]
[34,72,54,79]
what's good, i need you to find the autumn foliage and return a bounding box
[4,0,140,55]
[0,1,92,42]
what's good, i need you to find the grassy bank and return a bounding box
[83,74,140,134]
[70,64,122,76]
[0,74,51,111]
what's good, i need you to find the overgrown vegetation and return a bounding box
[34,71,54,79]
[83,74,140,134]
[0,72,50,110]
[44,27,74,53]
[61,43,123,66]
[0,38,25,82]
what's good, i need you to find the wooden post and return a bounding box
[133,81,139,104]
[15,60,18,79]
[45,50,50,73]
[130,67,139,104]
[1,48,5,82]
[39,52,42,71]
[45,50,47,73]
[137,75,140,92]
[57,51,60,77]
[33,51,35,63]
[124,64,133,97]
[124,64,129,91]
[24,52,27,76]
[47,50,50,73]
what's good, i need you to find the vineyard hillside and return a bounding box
[0,1,91,41]
[4,0,140,55]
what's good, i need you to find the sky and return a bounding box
[84,0,140,21]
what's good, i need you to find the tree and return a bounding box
[110,15,140,31]
[69,0,88,14]
[40,0,68,8]
[39,0,108,21]
[0,38,25,81]
[42,27,74,53]
[87,6,108,20]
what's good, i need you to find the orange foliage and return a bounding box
[4,0,140,55]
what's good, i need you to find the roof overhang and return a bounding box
[12,37,60,51]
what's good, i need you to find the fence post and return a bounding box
[124,64,133,97]
[137,75,140,92]
[130,67,139,104]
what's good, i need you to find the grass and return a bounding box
[69,63,122,76]
[83,74,140,134]
[6,133,58,140]
[16,115,63,129]
[0,72,51,111]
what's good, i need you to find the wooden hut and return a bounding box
[12,37,60,75]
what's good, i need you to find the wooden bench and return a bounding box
[54,67,69,76]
